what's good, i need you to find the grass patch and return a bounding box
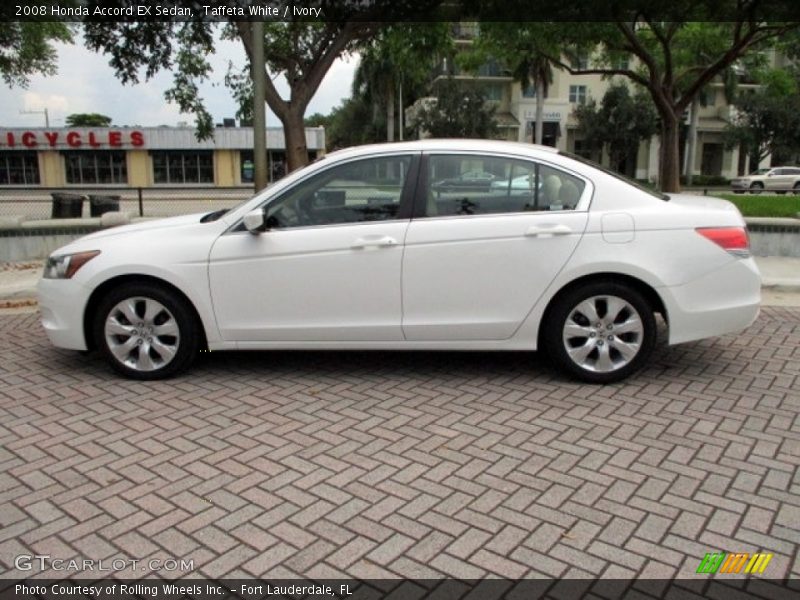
[711,193,800,218]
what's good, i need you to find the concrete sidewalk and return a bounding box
[1,256,798,308]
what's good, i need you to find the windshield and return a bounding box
[559,151,670,201]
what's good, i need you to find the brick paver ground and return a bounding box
[0,308,798,580]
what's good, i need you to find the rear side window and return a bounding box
[425,154,585,217]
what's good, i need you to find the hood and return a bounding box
[47,212,218,258]
[76,213,209,243]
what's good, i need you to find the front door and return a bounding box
[209,154,417,342]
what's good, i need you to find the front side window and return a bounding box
[152,151,214,184]
[64,151,127,184]
[426,155,585,217]
[262,155,412,229]
[0,152,40,185]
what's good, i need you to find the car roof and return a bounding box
[323,139,560,162]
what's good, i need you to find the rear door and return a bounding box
[766,168,789,192]
[401,153,590,341]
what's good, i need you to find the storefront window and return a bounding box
[152,151,214,184]
[0,152,40,185]
[64,151,127,184]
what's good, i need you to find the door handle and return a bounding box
[525,224,572,238]
[351,236,398,249]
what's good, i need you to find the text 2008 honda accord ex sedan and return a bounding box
[37,140,761,383]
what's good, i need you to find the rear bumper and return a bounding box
[662,257,761,345]
[37,278,91,351]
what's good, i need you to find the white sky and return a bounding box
[0,31,358,129]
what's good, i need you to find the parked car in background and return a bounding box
[731,166,800,194]
[432,169,496,193]
[38,140,761,384]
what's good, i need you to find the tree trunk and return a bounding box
[282,107,309,172]
[684,96,699,186]
[534,78,544,145]
[659,114,681,193]
[737,142,747,176]
[386,81,395,142]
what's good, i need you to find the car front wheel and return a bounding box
[749,183,764,194]
[543,282,656,383]
[93,282,200,379]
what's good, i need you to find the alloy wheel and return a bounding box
[104,297,180,372]
[562,295,644,373]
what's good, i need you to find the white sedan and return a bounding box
[38,140,761,383]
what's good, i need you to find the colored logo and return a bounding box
[696,552,772,574]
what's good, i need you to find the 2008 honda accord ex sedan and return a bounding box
[37,140,761,383]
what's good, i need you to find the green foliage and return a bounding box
[83,14,408,160]
[466,22,557,93]
[326,96,384,149]
[500,19,800,191]
[84,21,215,139]
[680,174,730,186]
[163,23,214,138]
[724,67,800,168]
[65,113,112,127]
[714,193,800,218]
[352,23,452,141]
[413,79,498,139]
[304,113,331,128]
[0,22,72,87]
[574,83,658,173]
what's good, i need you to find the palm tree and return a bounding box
[513,54,554,145]
[353,47,397,142]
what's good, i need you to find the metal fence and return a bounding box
[0,186,259,221]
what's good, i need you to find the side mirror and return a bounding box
[243,208,267,234]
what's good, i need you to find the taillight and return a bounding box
[695,227,750,258]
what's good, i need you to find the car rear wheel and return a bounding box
[749,182,764,194]
[93,282,200,380]
[794,183,800,195]
[542,282,656,383]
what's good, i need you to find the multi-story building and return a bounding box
[417,24,774,183]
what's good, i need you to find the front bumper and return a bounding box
[730,181,751,191]
[37,278,91,351]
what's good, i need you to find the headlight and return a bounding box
[43,250,100,279]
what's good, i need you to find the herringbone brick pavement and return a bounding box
[0,308,798,579]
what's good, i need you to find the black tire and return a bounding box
[749,183,764,194]
[794,183,800,195]
[541,281,656,384]
[93,281,200,380]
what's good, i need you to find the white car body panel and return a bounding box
[402,211,589,340]
[208,221,409,342]
[36,139,761,373]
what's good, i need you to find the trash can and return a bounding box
[89,194,121,217]
[51,193,86,219]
